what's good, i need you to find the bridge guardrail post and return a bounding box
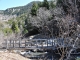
[10,40,11,48]
[25,40,26,48]
[19,40,20,48]
[47,39,48,47]
[36,40,38,48]
[13,40,14,48]
[6,40,8,49]
[52,39,53,47]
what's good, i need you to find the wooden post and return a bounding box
[54,39,55,46]
[52,39,53,47]
[10,40,11,48]
[25,40,26,48]
[36,40,38,47]
[6,40,8,49]
[47,39,48,47]
[13,40,14,48]
[31,41,32,47]
[19,40,20,48]
[42,41,43,48]
[15,40,16,48]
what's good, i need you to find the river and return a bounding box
[20,50,80,60]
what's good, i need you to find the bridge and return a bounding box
[2,38,70,50]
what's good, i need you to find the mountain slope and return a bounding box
[0,1,40,16]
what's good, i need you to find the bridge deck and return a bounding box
[2,39,70,50]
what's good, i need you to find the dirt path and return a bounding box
[0,52,31,60]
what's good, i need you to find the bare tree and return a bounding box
[27,0,80,60]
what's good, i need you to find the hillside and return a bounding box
[0,10,4,14]
[0,1,40,16]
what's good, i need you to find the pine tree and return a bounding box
[31,3,38,16]
[43,0,49,9]
[38,2,43,7]
[11,21,19,33]
[50,0,55,8]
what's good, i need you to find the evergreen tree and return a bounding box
[11,21,20,33]
[43,0,49,9]
[38,2,43,7]
[50,1,56,8]
[3,28,12,36]
[24,18,32,31]
[31,3,38,16]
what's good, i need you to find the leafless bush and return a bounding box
[27,0,80,60]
